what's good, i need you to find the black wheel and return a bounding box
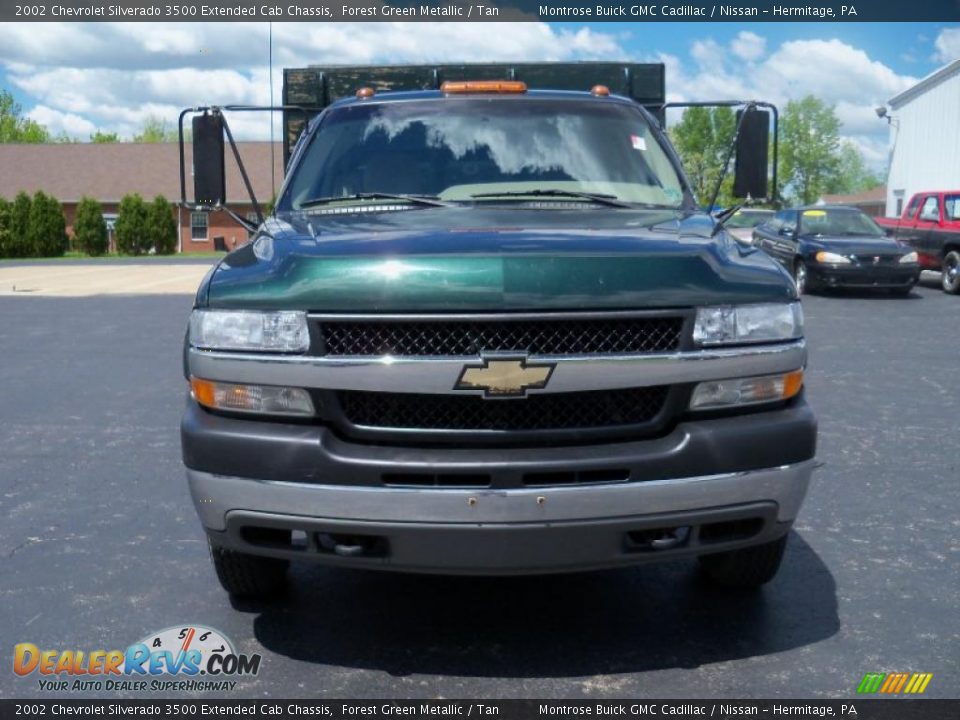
[793,259,810,295]
[209,539,288,597]
[942,251,960,294]
[890,285,913,297]
[699,535,788,588]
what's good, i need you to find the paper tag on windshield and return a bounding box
[630,134,646,151]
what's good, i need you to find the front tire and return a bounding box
[793,259,810,295]
[209,539,288,597]
[699,534,788,588]
[942,251,960,294]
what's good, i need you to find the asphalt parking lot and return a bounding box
[0,265,956,700]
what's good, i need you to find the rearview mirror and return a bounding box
[192,114,226,206]
[733,108,769,200]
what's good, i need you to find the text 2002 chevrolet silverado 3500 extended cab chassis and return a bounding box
[180,81,817,597]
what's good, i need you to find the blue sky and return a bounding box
[0,21,958,168]
[602,22,950,76]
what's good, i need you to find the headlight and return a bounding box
[191,377,315,416]
[689,370,804,410]
[815,251,851,264]
[899,251,918,264]
[189,310,309,352]
[693,303,803,346]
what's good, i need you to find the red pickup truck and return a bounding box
[875,191,960,294]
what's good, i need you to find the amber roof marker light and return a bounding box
[355,87,376,99]
[591,85,611,97]
[440,80,528,95]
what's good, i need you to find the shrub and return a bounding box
[27,190,68,257]
[115,193,149,255]
[0,198,11,258]
[147,195,177,255]
[73,196,108,256]
[5,191,32,258]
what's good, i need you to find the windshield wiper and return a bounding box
[300,192,454,208]
[470,189,633,208]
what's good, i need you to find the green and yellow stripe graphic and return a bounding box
[857,672,933,694]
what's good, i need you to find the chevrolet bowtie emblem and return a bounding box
[455,357,555,398]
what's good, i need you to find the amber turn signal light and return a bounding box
[689,369,804,411]
[190,377,315,417]
[440,80,527,95]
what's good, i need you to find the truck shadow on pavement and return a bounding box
[236,531,838,677]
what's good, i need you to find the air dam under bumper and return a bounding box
[191,466,812,575]
[809,263,920,289]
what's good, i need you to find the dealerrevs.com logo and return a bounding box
[13,625,261,693]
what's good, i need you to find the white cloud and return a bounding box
[730,31,766,62]
[933,27,960,63]
[0,21,625,141]
[27,105,96,138]
[660,37,917,172]
[0,20,926,172]
[690,39,725,69]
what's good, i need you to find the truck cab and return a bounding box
[180,74,817,597]
[876,190,960,293]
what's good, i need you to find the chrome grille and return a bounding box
[338,386,670,432]
[318,316,684,356]
[855,253,901,265]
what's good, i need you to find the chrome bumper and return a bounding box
[189,460,815,575]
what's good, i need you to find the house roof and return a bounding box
[0,142,284,204]
[819,186,887,206]
[889,59,960,109]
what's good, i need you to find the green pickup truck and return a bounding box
[180,64,816,597]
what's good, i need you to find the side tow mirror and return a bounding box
[192,113,226,206]
[733,108,770,200]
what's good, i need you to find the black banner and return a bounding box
[1,0,960,23]
[0,700,958,720]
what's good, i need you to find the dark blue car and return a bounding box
[752,206,921,295]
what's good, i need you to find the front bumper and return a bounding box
[184,397,817,575]
[809,263,920,289]
[190,463,812,575]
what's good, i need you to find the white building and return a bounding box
[884,59,960,218]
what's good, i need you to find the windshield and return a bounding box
[726,210,773,229]
[799,208,884,237]
[280,98,687,210]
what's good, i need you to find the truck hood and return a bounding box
[202,208,795,311]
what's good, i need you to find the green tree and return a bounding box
[115,193,149,254]
[147,195,177,254]
[778,96,843,205]
[669,106,737,208]
[73,197,108,256]
[0,198,11,258]
[27,191,68,257]
[133,116,178,143]
[6,191,33,257]
[828,141,882,195]
[90,130,120,143]
[0,90,50,143]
